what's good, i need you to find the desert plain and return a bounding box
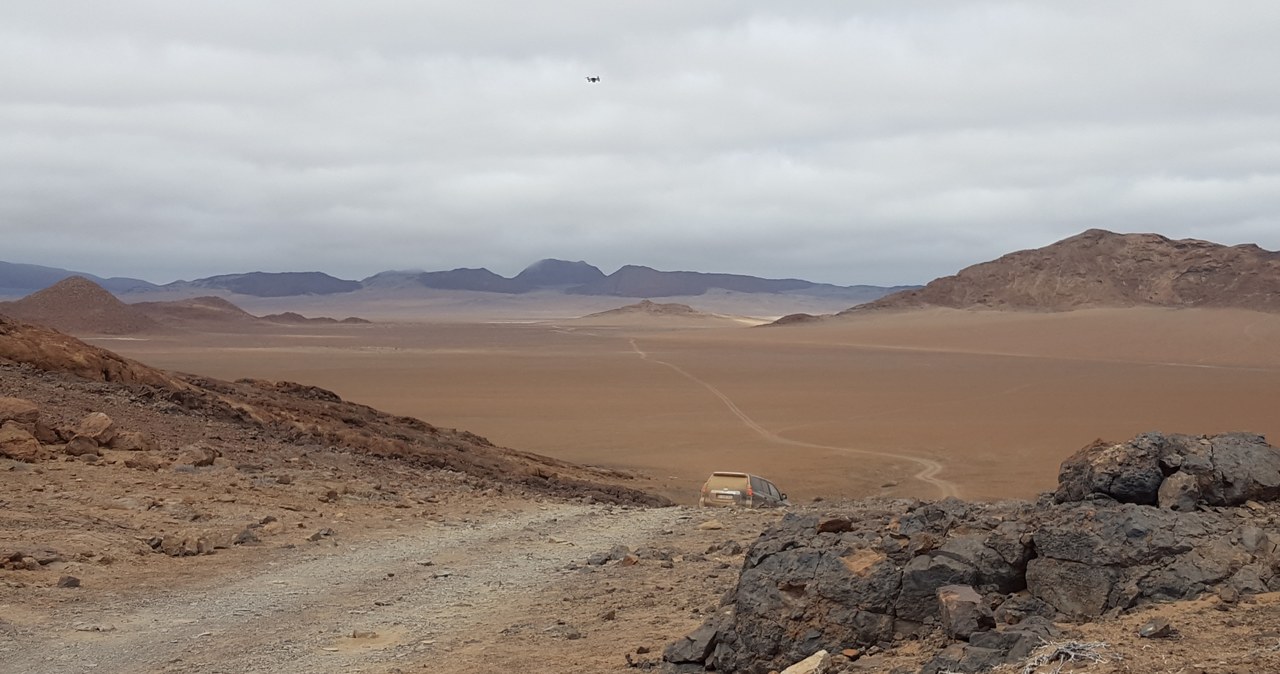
[96,301,1280,505]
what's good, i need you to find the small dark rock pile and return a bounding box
[663,432,1280,673]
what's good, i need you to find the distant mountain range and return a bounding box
[850,229,1280,313]
[0,261,158,296]
[0,258,911,301]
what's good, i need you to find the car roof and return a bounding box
[710,471,749,478]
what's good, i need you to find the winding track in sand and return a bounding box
[629,338,960,499]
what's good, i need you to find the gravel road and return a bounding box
[2,503,699,674]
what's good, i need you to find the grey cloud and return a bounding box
[2,1,1278,285]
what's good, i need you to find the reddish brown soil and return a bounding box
[94,306,1280,505]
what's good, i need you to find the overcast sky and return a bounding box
[3,1,1279,285]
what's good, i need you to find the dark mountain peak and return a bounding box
[568,265,817,297]
[513,259,606,287]
[414,268,526,293]
[174,271,360,298]
[854,230,1280,313]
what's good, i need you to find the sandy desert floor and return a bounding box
[96,306,1280,505]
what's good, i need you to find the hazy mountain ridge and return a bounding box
[173,271,361,297]
[0,261,159,295]
[851,229,1280,313]
[0,258,905,300]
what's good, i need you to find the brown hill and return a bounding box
[854,229,1280,313]
[0,276,166,335]
[260,311,372,325]
[571,299,762,327]
[585,299,703,317]
[131,295,259,326]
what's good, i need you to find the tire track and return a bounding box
[629,339,959,499]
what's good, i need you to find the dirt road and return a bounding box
[2,503,756,674]
[630,338,961,499]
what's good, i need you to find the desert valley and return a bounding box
[4,229,1280,673]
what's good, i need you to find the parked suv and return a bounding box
[698,471,788,508]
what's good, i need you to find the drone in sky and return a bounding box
[585,76,601,83]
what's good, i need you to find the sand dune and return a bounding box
[100,307,1280,504]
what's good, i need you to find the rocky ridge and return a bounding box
[852,229,1280,313]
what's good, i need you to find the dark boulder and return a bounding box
[1056,432,1280,508]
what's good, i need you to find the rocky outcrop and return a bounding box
[668,432,1280,673]
[1055,432,1280,508]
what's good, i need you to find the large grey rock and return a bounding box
[937,585,993,639]
[1025,557,1117,618]
[663,620,719,665]
[1055,434,1165,505]
[896,554,978,622]
[920,643,1005,674]
[1057,432,1280,508]
[1158,471,1200,511]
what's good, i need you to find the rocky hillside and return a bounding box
[0,276,166,335]
[854,229,1280,313]
[664,431,1280,673]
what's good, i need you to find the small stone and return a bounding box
[61,436,99,455]
[636,645,651,654]
[1138,618,1175,639]
[174,444,219,468]
[124,454,166,471]
[57,575,81,588]
[601,609,617,621]
[697,520,724,531]
[351,630,378,639]
[76,412,116,445]
[781,649,831,674]
[109,431,152,452]
[307,528,335,542]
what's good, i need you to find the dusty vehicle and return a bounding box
[698,471,789,508]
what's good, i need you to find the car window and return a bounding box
[766,481,780,500]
